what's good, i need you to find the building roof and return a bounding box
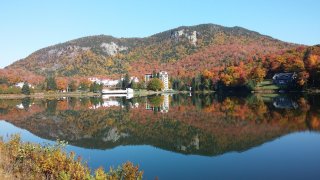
[273,73,296,80]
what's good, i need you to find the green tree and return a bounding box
[0,77,8,85]
[122,73,130,90]
[46,77,57,91]
[172,79,181,90]
[22,82,31,95]
[90,82,103,92]
[79,82,89,91]
[131,80,138,89]
[147,78,164,91]
[191,75,201,91]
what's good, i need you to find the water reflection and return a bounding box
[273,96,299,109]
[146,94,170,113]
[0,93,320,156]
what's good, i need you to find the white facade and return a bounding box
[145,74,153,82]
[144,71,169,91]
[159,71,169,91]
[89,77,138,87]
[131,77,139,83]
[101,79,119,87]
[15,82,34,89]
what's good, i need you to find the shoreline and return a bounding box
[1,88,320,99]
[0,92,100,99]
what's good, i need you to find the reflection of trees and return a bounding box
[46,99,57,115]
[90,97,102,107]
[1,94,320,157]
[79,97,90,107]
[148,95,164,107]
[22,98,31,111]
[69,97,77,109]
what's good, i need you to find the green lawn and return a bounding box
[255,80,279,91]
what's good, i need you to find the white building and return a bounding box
[15,82,34,89]
[145,74,153,82]
[131,77,139,83]
[89,77,138,87]
[88,77,101,84]
[144,71,169,91]
[159,71,169,91]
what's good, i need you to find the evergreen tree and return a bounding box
[122,73,130,90]
[191,75,201,91]
[46,77,57,91]
[172,79,181,90]
[90,82,102,92]
[79,82,89,91]
[21,82,31,95]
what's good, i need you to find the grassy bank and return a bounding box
[253,80,279,93]
[0,135,143,180]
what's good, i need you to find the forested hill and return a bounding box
[7,23,298,78]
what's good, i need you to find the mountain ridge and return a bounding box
[6,23,299,78]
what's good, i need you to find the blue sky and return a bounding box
[0,0,319,68]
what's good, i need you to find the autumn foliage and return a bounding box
[0,135,143,180]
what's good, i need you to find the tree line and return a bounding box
[170,45,320,91]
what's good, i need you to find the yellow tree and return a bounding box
[250,67,266,83]
[56,78,68,91]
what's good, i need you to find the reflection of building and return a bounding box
[89,100,120,109]
[145,102,153,110]
[273,96,298,109]
[145,95,170,113]
[102,93,133,100]
[161,94,170,113]
[145,71,169,91]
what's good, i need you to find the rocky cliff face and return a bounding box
[171,29,197,45]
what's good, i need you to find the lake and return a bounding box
[1,93,320,179]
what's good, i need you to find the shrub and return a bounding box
[0,135,143,180]
[0,85,21,94]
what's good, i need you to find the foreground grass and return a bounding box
[0,135,143,180]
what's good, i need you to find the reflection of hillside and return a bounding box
[1,94,320,156]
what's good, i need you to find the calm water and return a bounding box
[1,93,320,180]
